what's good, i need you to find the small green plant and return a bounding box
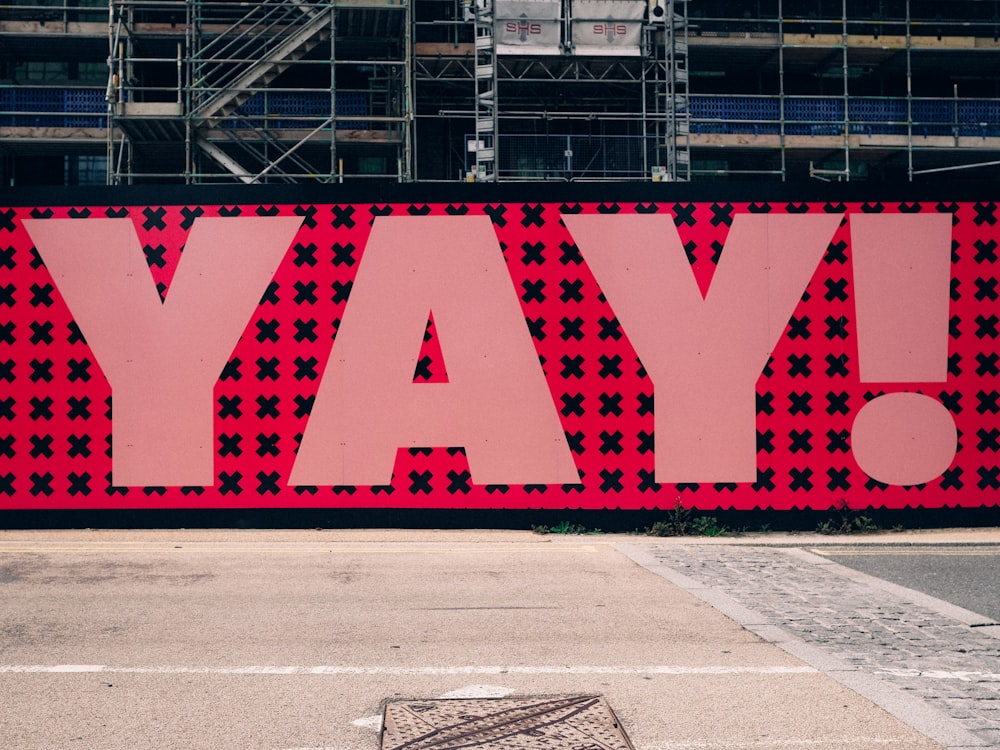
[690,515,727,537]
[816,499,880,535]
[645,500,729,537]
[646,499,692,536]
[532,521,602,535]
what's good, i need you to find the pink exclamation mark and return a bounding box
[850,213,957,486]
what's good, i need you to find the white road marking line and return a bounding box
[654,744,905,749]
[0,664,817,676]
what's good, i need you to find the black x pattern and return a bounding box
[789,467,814,491]
[560,355,584,379]
[180,206,205,230]
[256,395,280,419]
[30,471,54,496]
[975,277,998,301]
[826,429,850,453]
[560,316,584,341]
[294,356,319,381]
[294,280,318,305]
[977,466,1000,490]
[332,280,353,304]
[565,430,585,454]
[256,471,281,494]
[332,205,356,228]
[826,468,850,491]
[638,430,654,454]
[447,470,472,494]
[332,243,356,267]
[599,429,623,455]
[974,201,997,227]
[521,279,546,304]
[30,434,53,457]
[787,353,812,377]
[637,468,659,492]
[559,241,582,266]
[824,316,849,340]
[255,319,280,344]
[975,314,998,338]
[825,354,850,378]
[672,203,696,227]
[787,316,811,340]
[29,321,53,344]
[599,468,624,492]
[824,278,849,302]
[218,433,243,457]
[218,471,243,494]
[974,239,998,263]
[68,472,91,496]
[754,468,776,492]
[710,202,734,227]
[256,357,280,381]
[560,392,585,418]
[976,352,1000,376]
[598,392,623,417]
[30,283,54,307]
[30,396,53,420]
[788,391,813,415]
[559,279,584,303]
[293,394,315,418]
[143,244,167,269]
[520,241,545,266]
[598,354,623,379]
[757,429,775,454]
[293,242,318,268]
[526,317,546,340]
[789,429,813,453]
[940,467,963,490]
[977,427,1000,451]
[217,395,242,419]
[637,392,654,416]
[67,358,92,382]
[142,207,167,230]
[67,433,91,458]
[976,389,999,414]
[521,204,544,228]
[483,204,507,227]
[409,470,433,494]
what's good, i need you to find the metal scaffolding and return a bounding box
[107,0,413,183]
[0,0,998,184]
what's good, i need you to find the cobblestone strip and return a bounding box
[617,543,999,750]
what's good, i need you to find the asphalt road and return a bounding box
[819,546,1000,623]
[0,529,956,750]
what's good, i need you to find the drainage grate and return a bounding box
[381,694,635,749]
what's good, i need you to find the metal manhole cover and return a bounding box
[381,694,635,749]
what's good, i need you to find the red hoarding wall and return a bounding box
[0,196,998,511]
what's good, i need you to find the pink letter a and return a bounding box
[290,215,578,487]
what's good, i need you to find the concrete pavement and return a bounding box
[0,527,997,749]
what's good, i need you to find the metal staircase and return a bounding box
[655,0,690,181]
[472,0,498,181]
[191,1,332,128]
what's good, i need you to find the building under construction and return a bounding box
[1,0,998,185]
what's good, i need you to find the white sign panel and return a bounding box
[570,0,645,55]
[496,0,562,55]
